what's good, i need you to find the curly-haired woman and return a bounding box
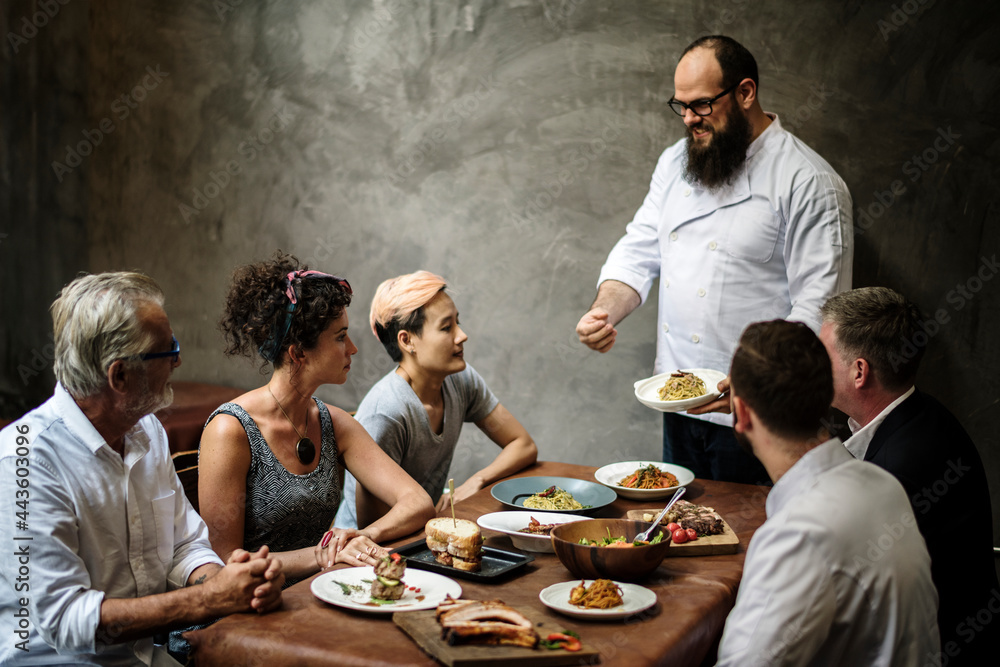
[198,252,434,585]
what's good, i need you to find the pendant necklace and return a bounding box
[267,384,316,464]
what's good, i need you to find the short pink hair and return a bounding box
[369,270,448,337]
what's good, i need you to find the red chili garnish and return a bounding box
[539,485,557,498]
[390,552,401,563]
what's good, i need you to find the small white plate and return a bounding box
[539,580,657,620]
[593,461,695,500]
[477,511,592,553]
[633,368,727,413]
[311,567,461,614]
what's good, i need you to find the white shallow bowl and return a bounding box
[593,461,695,500]
[539,580,657,620]
[633,368,727,413]
[477,511,592,553]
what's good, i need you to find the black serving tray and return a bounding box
[390,539,534,581]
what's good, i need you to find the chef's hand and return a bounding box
[576,308,618,353]
[687,376,732,415]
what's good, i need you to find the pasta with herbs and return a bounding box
[657,371,707,401]
[568,579,624,609]
[619,464,679,490]
[522,485,587,510]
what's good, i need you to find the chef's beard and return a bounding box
[683,105,753,191]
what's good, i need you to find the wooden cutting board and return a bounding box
[626,509,739,556]
[393,606,600,666]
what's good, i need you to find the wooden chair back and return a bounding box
[171,449,200,513]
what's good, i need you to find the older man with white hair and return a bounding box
[0,272,284,666]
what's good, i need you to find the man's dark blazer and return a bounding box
[865,389,998,664]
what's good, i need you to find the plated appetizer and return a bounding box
[371,553,406,600]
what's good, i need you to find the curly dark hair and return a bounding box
[219,250,353,370]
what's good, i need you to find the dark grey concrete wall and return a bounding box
[2,1,999,545]
[1,0,89,417]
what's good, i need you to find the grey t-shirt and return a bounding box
[334,364,498,528]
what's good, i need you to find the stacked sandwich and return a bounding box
[370,554,406,600]
[425,517,483,572]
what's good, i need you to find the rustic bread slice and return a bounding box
[426,518,483,570]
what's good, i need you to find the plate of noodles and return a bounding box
[633,368,727,413]
[593,461,695,500]
[539,579,657,619]
[490,476,617,516]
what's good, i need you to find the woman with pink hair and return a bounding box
[334,271,537,528]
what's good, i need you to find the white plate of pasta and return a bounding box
[633,368,726,413]
[539,579,657,619]
[594,461,695,500]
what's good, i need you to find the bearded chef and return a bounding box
[576,35,853,485]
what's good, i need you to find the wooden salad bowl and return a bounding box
[550,518,672,582]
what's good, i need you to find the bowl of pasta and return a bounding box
[633,368,727,413]
[594,461,695,500]
[490,476,617,516]
[550,519,672,582]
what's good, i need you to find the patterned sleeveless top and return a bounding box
[205,399,342,561]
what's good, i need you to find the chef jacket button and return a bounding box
[683,188,692,197]
[669,232,678,241]
[662,323,669,333]
[691,334,700,343]
[663,279,670,288]
[697,288,706,297]
[709,241,718,250]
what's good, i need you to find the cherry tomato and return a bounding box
[666,522,682,533]
[671,528,689,544]
[685,528,698,541]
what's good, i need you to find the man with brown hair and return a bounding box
[819,286,998,665]
[716,320,937,665]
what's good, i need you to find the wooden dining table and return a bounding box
[186,461,770,666]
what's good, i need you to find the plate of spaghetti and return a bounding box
[633,368,727,413]
[491,476,617,516]
[539,579,657,619]
[594,461,695,500]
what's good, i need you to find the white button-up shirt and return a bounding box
[716,439,939,666]
[599,115,853,426]
[844,386,916,460]
[0,384,223,666]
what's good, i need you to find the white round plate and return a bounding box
[311,566,461,614]
[633,368,727,413]
[477,511,592,553]
[593,461,695,500]
[539,580,657,620]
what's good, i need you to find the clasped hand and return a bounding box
[207,546,284,614]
